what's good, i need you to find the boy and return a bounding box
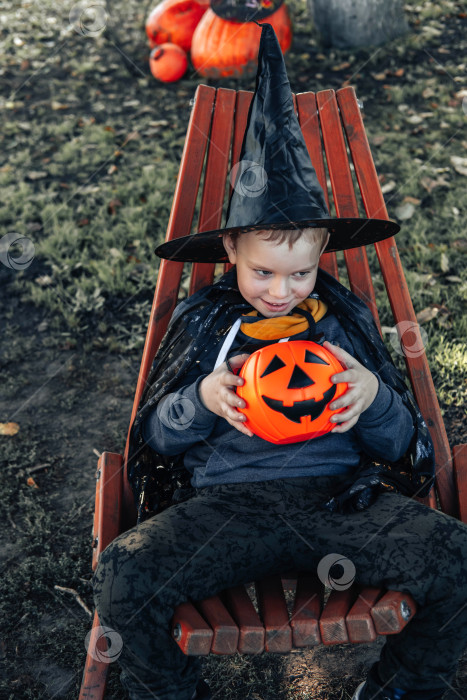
[93,23,467,700]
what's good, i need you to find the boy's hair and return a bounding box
[228,227,328,251]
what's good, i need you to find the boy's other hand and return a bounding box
[199,354,254,437]
[323,341,379,433]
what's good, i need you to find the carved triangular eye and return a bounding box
[260,354,286,378]
[287,365,315,389]
[304,349,329,365]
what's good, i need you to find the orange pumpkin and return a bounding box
[149,43,188,82]
[191,4,292,79]
[146,0,209,53]
[236,340,348,444]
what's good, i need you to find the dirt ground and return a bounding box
[1,0,466,698]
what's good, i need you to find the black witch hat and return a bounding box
[156,23,399,263]
[210,0,283,22]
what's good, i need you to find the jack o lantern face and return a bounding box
[237,340,348,444]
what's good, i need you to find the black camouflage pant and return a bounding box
[93,475,467,700]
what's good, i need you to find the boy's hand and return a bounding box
[199,354,253,437]
[323,341,379,433]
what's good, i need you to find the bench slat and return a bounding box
[195,595,239,655]
[371,590,417,635]
[255,576,292,652]
[296,91,339,281]
[92,452,123,571]
[336,85,453,516]
[172,601,214,655]
[78,610,110,700]
[346,586,381,643]
[232,91,254,167]
[222,586,265,653]
[316,89,379,327]
[290,573,323,646]
[319,587,355,645]
[190,88,237,295]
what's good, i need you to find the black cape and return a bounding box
[128,267,435,523]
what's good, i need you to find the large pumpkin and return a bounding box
[146,0,209,53]
[236,340,348,444]
[191,4,292,79]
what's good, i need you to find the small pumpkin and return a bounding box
[149,43,188,82]
[146,0,209,53]
[236,340,348,444]
[191,4,292,79]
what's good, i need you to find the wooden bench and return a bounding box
[79,84,467,698]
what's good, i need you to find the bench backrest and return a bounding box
[122,85,456,519]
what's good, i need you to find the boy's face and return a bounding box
[223,230,329,318]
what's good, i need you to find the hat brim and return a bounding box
[154,218,400,263]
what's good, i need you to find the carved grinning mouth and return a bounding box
[261,384,337,424]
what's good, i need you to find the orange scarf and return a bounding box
[240,298,328,340]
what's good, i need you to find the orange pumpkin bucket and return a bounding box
[236,340,348,444]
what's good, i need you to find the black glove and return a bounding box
[321,459,412,515]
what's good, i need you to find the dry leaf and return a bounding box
[395,202,415,220]
[393,68,405,77]
[406,115,424,124]
[149,120,169,128]
[446,276,462,283]
[120,132,140,148]
[381,180,396,194]
[372,71,387,80]
[420,176,450,193]
[35,275,53,286]
[107,199,123,215]
[440,252,450,273]
[332,61,351,71]
[27,171,48,180]
[371,135,386,146]
[0,422,19,436]
[107,165,118,175]
[403,196,421,205]
[451,156,467,176]
[27,476,39,488]
[451,239,467,250]
[416,307,439,324]
[438,316,452,329]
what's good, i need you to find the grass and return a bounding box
[0,0,466,697]
[0,434,93,699]
[2,0,465,388]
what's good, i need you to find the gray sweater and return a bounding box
[142,312,414,488]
